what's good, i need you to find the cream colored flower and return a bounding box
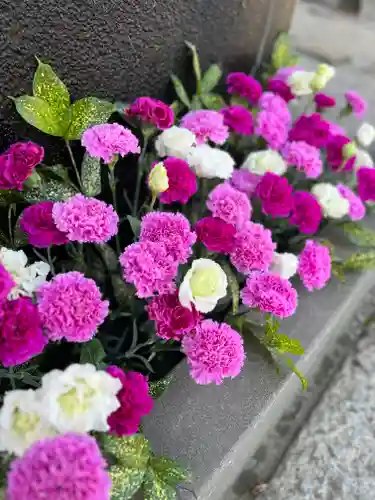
[187,144,235,179]
[356,123,375,149]
[310,64,335,91]
[155,126,196,159]
[311,183,350,219]
[148,162,169,195]
[355,148,374,170]
[241,150,287,176]
[287,71,315,96]
[270,252,299,280]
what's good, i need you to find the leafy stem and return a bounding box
[133,135,149,217]
[65,140,84,191]
[108,166,121,256]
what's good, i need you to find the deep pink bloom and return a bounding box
[20,202,68,248]
[267,78,295,102]
[290,191,323,234]
[180,110,229,145]
[147,292,201,341]
[255,111,288,150]
[7,433,111,500]
[0,297,46,367]
[207,183,251,227]
[255,172,293,217]
[195,216,236,253]
[230,169,260,196]
[241,271,297,318]
[37,272,109,342]
[220,106,254,135]
[182,319,245,385]
[0,263,15,303]
[314,93,336,110]
[52,194,119,243]
[259,92,291,124]
[152,157,197,205]
[337,184,366,221]
[357,167,375,202]
[120,241,178,298]
[289,113,331,149]
[7,141,44,168]
[106,366,153,436]
[140,212,196,264]
[345,90,367,119]
[298,240,331,291]
[230,221,276,274]
[326,135,356,171]
[326,120,346,137]
[81,123,140,163]
[226,72,262,105]
[127,97,174,129]
[282,141,323,179]
[0,142,44,190]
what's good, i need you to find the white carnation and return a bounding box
[241,150,287,176]
[155,126,196,160]
[179,259,227,313]
[311,183,350,219]
[270,252,299,280]
[38,364,121,433]
[355,148,374,170]
[356,123,375,149]
[287,71,315,96]
[187,144,235,179]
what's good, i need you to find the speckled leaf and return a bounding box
[143,468,176,500]
[81,153,101,197]
[13,212,29,248]
[33,59,70,114]
[80,338,105,366]
[0,190,24,206]
[342,251,375,270]
[200,93,226,111]
[24,178,77,203]
[170,75,191,108]
[64,97,114,140]
[13,95,70,136]
[110,465,145,500]
[149,456,190,487]
[39,164,70,183]
[105,434,151,470]
[274,352,308,391]
[272,32,292,70]
[149,375,174,399]
[201,64,222,94]
[268,333,304,355]
[185,41,202,94]
[341,222,375,248]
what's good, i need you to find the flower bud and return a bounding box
[342,141,357,159]
[148,162,169,195]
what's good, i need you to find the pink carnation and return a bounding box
[181,110,229,145]
[127,97,174,129]
[0,263,15,303]
[220,106,254,135]
[298,240,331,291]
[326,120,346,137]
[195,216,236,253]
[226,72,262,105]
[255,172,293,217]
[147,292,201,340]
[37,272,109,342]
[337,184,366,221]
[357,167,375,202]
[241,271,297,318]
[140,212,196,264]
[282,141,323,179]
[345,90,367,119]
[153,157,197,205]
[52,194,119,243]
[7,433,111,500]
[326,135,355,171]
[182,319,245,385]
[230,169,260,196]
[82,123,140,163]
[267,78,295,103]
[230,221,276,274]
[314,93,336,110]
[0,141,44,191]
[106,366,153,436]
[21,202,68,248]
[259,92,291,125]
[290,191,323,234]
[120,241,178,298]
[207,183,251,227]
[7,141,44,168]
[289,113,330,149]
[0,297,46,367]
[255,111,288,150]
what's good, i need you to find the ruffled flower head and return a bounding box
[195,216,236,254]
[220,106,254,135]
[357,167,375,202]
[187,144,234,179]
[314,93,336,110]
[298,240,331,291]
[226,72,262,105]
[289,113,330,149]
[21,201,68,248]
[230,169,260,196]
[259,92,291,124]
[127,96,174,129]
[282,141,323,179]
[255,111,288,150]
[345,90,367,119]
[337,184,365,221]
[0,141,44,191]
[153,157,197,205]
[326,135,356,171]
[289,191,323,234]
[181,110,229,145]
[0,262,15,303]
[207,183,251,227]
[255,172,293,217]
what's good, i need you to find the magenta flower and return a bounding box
[241,271,298,319]
[282,141,323,179]
[120,241,178,298]
[127,97,174,129]
[0,263,15,303]
[255,111,288,150]
[7,141,44,168]
[52,194,119,243]
[290,191,323,234]
[314,93,336,110]
[230,221,276,274]
[0,296,46,367]
[82,123,140,163]
[357,167,375,202]
[153,157,197,205]
[180,110,229,145]
[259,92,291,125]
[0,142,44,190]
[326,120,346,137]
[337,184,366,221]
[207,183,252,227]
[106,366,153,436]
[182,319,245,385]
[226,72,262,105]
[255,172,293,218]
[326,135,356,171]
[267,78,295,102]
[195,216,236,253]
[20,202,68,248]
[289,113,330,149]
[220,106,254,135]
[345,90,367,119]
[7,433,111,500]
[298,240,331,291]
[147,292,201,341]
[230,169,260,197]
[140,212,196,264]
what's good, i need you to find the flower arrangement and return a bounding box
[0,34,375,498]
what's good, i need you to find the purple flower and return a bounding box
[7,142,44,168]
[314,93,336,110]
[357,167,375,202]
[259,92,291,124]
[345,90,367,119]
[220,106,254,135]
[0,141,44,191]
[230,169,260,196]
[20,202,68,248]
[337,184,366,221]
[207,183,252,227]
[326,120,346,137]
[153,157,197,205]
[255,111,288,150]
[326,135,356,171]
[0,263,15,303]
[182,320,245,385]
[298,240,331,291]
[226,72,262,105]
[127,97,174,129]
[255,172,293,217]
[289,113,330,149]
[282,141,323,179]
[290,191,323,234]
[181,110,229,145]
[195,216,236,253]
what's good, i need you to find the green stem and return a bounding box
[65,140,84,191]
[9,367,16,390]
[148,194,157,212]
[109,168,121,256]
[132,135,149,217]
[47,246,56,276]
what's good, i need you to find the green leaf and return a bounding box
[201,64,222,94]
[264,315,280,340]
[127,215,141,238]
[341,222,375,248]
[12,95,70,136]
[24,177,77,203]
[229,95,249,107]
[190,95,202,110]
[342,251,375,271]
[170,75,191,108]
[332,262,345,283]
[81,153,101,197]
[222,263,239,315]
[149,374,174,399]
[13,212,29,248]
[39,164,70,183]
[149,456,190,487]
[80,338,105,366]
[185,41,202,94]
[0,190,24,206]
[0,229,9,247]
[143,468,176,500]
[268,333,305,355]
[272,32,292,70]
[33,59,70,114]
[110,466,145,500]
[111,274,134,309]
[105,434,151,470]
[200,93,226,111]
[170,100,182,116]
[96,243,119,273]
[64,97,114,140]
[276,352,308,390]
